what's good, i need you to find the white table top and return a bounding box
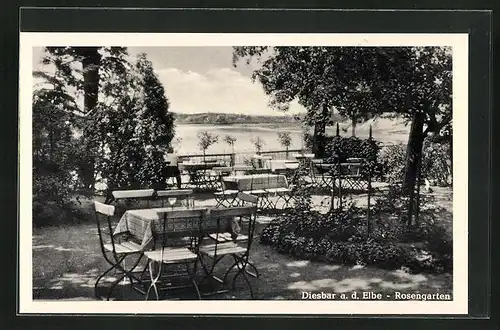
[112,189,155,199]
[292,153,315,159]
[252,154,273,159]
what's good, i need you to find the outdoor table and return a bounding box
[268,159,299,172]
[113,206,238,251]
[179,162,221,189]
[252,154,272,160]
[223,173,287,191]
[292,153,315,160]
[232,165,253,174]
[252,154,272,169]
[284,162,299,169]
[292,153,315,169]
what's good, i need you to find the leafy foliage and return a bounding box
[379,140,452,186]
[32,82,82,226]
[421,139,452,186]
[223,135,237,165]
[197,131,219,156]
[251,136,266,153]
[234,46,452,216]
[87,53,175,192]
[259,178,451,273]
[277,132,292,152]
[33,48,176,225]
[323,135,381,162]
[223,135,237,148]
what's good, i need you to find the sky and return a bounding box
[32,46,306,116]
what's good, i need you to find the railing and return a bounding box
[178,149,306,166]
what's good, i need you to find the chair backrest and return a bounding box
[220,180,232,192]
[157,209,205,237]
[156,189,193,198]
[111,188,155,215]
[237,192,258,206]
[94,201,118,256]
[112,189,155,200]
[95,201,115,217]
[233,165,253,173]
[204,206,256,235]
[204,206,258,255]
[156,189,194,207]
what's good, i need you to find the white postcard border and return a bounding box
[19,32,468,315]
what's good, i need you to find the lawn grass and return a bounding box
[32,188,453,301]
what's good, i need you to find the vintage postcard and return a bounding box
[19,32,468,314]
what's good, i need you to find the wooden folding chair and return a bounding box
[264,175,294,209]
[198,206,258,299]
[143,209,205,300]
[213,180,239,208]
[94,201,144,300]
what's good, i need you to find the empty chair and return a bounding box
[198,206,258,299]
[213,181,239,208]
[264,175,294,209]
[143,209,206,300]
[94,201,144,300]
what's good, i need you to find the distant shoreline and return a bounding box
[172,111,342,126]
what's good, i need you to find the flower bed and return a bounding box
[260,186,452,274]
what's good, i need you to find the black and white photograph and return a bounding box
[18,32,468,314]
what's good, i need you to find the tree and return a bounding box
[233,47,383,158]
[197,131,219,161]
[86,53,175,198]
[35,49,177,207]
[375,47,452,223]
[234,46,452,224]
[223,135,237,165]
[37,46,129,191]
[32,71,82,226]
[277,132,292,157]
[251,136,265,154]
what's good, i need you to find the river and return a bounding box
[173,121,409,156]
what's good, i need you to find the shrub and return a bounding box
[379,139,452,186]
[305,135,382,162]
[421,139,452,186]
[261,184,452,274]
[378,143,407,184]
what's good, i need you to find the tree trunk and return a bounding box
[312,104,329,158]
[351,118,357,137]
[403,111,426,225]
[79,47,101,192]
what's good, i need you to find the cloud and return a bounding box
[157,67,305,116]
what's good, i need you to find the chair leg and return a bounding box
[246,261,260,278]
[222,261,239,285]
[95,254,126,300]
[198,255,224,287]
[186,263,201,300]
[106,273,126,301]
[231,255,254,299]
[145,261,160,301]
